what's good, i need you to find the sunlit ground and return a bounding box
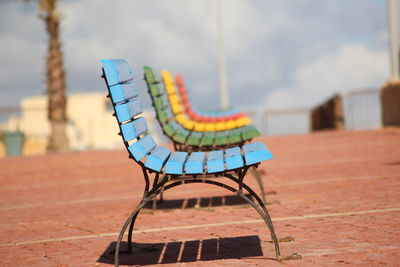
[0,128,399,266]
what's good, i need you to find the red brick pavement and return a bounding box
[0,129,399,266]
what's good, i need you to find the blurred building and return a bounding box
[0,88,384,158]
[0,92,158,157]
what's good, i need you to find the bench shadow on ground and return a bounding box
[97,235,267,266]
[143,194,253,210]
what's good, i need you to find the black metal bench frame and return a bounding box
[101,68,301,266]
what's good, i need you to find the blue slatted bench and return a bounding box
[100,59,293,266]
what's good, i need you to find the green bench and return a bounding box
[143,66,261,151]
[144,66,268,203]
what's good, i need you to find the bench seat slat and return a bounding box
[162,123,175,137]
[153,94,170,111]
[101,59,133,86]
[243,142,273,165]
[167,120,181,131]
[162,119,181,134]
[225,147,244,170]
[204,123,216,131]
[166,121,189,144]
[115,98,143,122]
[170,95,183,114]
[153,96,164,111]
[227,129,242,144]
[172,129,190,144]
[236,116,252,127]
[120,117,148,142]
[207,150,224,173]
[161,70,177,95]
[148,84,161,96]
[161,94,170,106]
[156,107,173,123]
[241,125,261,141]
[201,132,215,146]
[144,66,157,84]
[157,110,169,124]
[185,152,206,174]
[186,132,202,146]
[128,135,157,161]
[165,151,188,175]
[145,146,171,172]
[215,132,229,146]
[110,83,138,104]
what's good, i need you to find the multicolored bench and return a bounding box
[175,73,247,122]
[162,70,252,130]
[143,66,261,152]
[144,66,269,203]
[101,59,284,266]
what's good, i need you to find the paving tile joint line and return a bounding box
[1,207,399,247]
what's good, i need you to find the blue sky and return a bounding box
[0,0,391,111]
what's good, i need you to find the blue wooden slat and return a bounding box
[225,147,244,170]
[110,83,138,104]
[207,150,224,173]
[120,117,147,141]
[243,142,273,165]
[128,135,157,161]
[101,59,133,86]
[185,152,206,174]
[145,146,171,172]
[165,151,188,175]
[115,99,143,123]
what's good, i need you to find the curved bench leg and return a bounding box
[225,174,300,261]
[115,199,148,267]
[164,179,282,260]
[115,178,287,266]
[126,212,139,254]
[250,166,266,203]
[237,190,280,259]
[129,181,166,250]
[239,187,301,261]
[240,182,275,228]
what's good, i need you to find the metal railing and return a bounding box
[0,88,384,151]
[247,88,382,136]
[247,109,310,136]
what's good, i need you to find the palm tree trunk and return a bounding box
[44,2,69,152]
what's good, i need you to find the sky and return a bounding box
[0,0,391,112]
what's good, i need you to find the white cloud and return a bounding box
[296,44,388,93]
[0,0,389,112]
[0,2,46,105]
[264,43,389,110]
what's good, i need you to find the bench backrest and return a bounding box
[161,70,185,115]
[101,59,157,162]
[143,66,177,125]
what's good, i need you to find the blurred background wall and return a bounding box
[0,0,397,157]
[0,94,160,157]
